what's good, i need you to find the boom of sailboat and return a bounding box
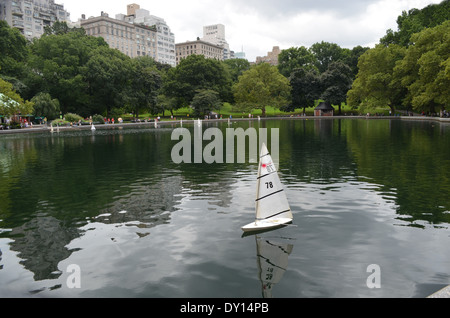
[242,143,293,233]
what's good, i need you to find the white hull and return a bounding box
[242,218,293,233]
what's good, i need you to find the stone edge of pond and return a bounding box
[1,116,449,135]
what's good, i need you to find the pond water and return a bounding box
[0,118,449,298]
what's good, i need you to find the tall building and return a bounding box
[175,39,224,65]
[202,24,233,60]
[120,3,176,66]
[78,4,176,66]
[0,0,70,40]
[80,12,157,59]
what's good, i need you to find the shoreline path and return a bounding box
[1,115,449,135]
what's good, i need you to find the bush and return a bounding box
[51,118,68,126]
[92,114,104,124]
[9,121,21,129]
[64,113,83,123]
[31,92,60,120]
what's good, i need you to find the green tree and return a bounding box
[394,21,450,114]
[310,41,348,73]
[380,0,450,47]
[0,20,28,78]
[223,58,251,82]
[320,61,354,115]
[343,46,370,79]
[125,56,162,118]
[277,46,317,77]
[24,31,107,114]
[31,92,60,120]
[84,46,131,116]
[156,94,179,117]
[163,55,232,109]
[191,89,222,117]
[347,44,407,113]
[233,63,291,116]
[0,78,34,118]
[287,67,321,114]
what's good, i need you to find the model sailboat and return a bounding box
[242,143,293,232]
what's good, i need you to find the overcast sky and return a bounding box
[62,0,443,61]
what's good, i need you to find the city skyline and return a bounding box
[61,0,443,62]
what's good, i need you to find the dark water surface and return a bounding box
[0,119,449,298]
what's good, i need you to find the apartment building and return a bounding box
[256,46,281,66]
[135,23,158,59]
[80,12,157,59]
[78,4,175,66]
[175,39,224,65]
[0,0,70,40]
[202,24,233,60]
[119,3,176,66]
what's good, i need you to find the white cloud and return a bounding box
[63,0,443,62]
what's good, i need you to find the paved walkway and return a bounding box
[1,116,450,135]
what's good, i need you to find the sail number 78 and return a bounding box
[265,182,273,189]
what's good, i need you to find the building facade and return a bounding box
[120,3,176,66]
[175,39,224,65]
[80,13,157,59]
[256,46,281,66]
[0,0,70,40]
[314,102,334,117]
[78,4,175,66]
[201,24,234,60]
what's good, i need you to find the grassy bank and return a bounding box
[27,103,396,126]
[128,103,394,121]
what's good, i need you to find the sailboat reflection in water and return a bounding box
[255,236,294,298]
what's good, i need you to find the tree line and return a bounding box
[0,0,448,122]
[349,0,450,115]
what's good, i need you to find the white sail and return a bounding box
[255,143,292,221]
[256,236,293,298]
[242,143,293,232]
